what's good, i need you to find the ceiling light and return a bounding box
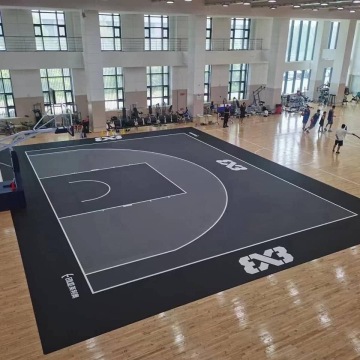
[337,6,344,9]
[293,4,301,7]
[222,3,229,6]
[268,0,276,2]
[270,5,276,9]
[184,0,192,2]
[312,8,319,11]
[243,1,251,5]
[166,0,174,3]
[320,2,328,5]
[353,0,360,3]
[350,9,356,12]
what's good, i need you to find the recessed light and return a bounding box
[350,9,356,12]
[293,4,301,8]
[222,3,229,6]
[337,6,344,9]
[166,0,174,3]
[320,2,328,5]
[243,1,251,5]
[184,0,192,2]
[268,0,276,2]
[312,8,318,11]
[270,5,276,9]
[353,0,360,3]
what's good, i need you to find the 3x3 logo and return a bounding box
[239,246,294,274]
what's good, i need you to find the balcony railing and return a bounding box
[208,39,263,51]
[102,38,188,52]
[1,37,83,52]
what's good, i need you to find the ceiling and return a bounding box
[0,0,359,19]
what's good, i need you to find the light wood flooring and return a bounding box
[1,103,360,359]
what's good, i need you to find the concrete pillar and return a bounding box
[187,15,206,116]
[348,21,360,92]
[81,10,105,131]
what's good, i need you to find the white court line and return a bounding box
[25,152,96,294]
[90,213,357,293]
[37,163,147,180]
[25,132,185,154]
[145,162,187,194]
[59,192,186,220]
[0,161,12,168]
[69,180,111,203]
[184,133,358,216]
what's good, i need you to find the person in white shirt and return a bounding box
[333,124,356,154]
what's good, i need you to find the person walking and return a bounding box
[239,102,246,125]
[333,124,357,154]
[324,105,335,132]
[223,105,230,128]
[304,109,321,133]
[318,111,326,132]
[302,105,311,131]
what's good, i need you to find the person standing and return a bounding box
[302,105,311,131]
[333,124,357,154]
[324,105,335,132]
[239,102,246,124]
[223,105,230,128]
[304,109,321,133]
[318,111,326,132]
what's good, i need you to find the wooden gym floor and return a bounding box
[1,103,360,359]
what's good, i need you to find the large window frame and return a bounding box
[144,15,169,51]
[103,67,125,110]
[286,20,317,62]
[0,12,5,51]
[99,13,121,51]
[204,65,212,103]
[32,10,67,51]
[146,66,170,107]
[328,22,340,50]
[228,64,249,100]
[206,17,212,51]
[40,68,74,113]
[282,69,311,95]
[0,70,16,118]
[230,18,251,50]
[323,67,333,86]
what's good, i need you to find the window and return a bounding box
[328,22,339,50]
[286,20,317,62]
[230,18,251,50]
[99,13,121,51]
[323,67,332,85]
[32,10,67,51]
[103,67,124,110]
[0,70,16,118]
[144,15,169,51]
[146,66,169,106]
[204,65,211,102]
[40,68,74,113]
[0,12,5,51]
[282,70,311,94]
[228,64,249,100]
[206,17,212,51]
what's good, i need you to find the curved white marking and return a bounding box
[48,147,228,274]
[69,180,111,203]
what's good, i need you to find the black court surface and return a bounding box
[9,127,360,353]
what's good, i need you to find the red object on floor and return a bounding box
[10,181,16,191]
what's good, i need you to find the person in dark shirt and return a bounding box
[239,102,246,124]
[223,105,230,128]
[324,105,335,132]
[304,109,321,133]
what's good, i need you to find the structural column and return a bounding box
[81,10,105,131]
[187,15,206,116]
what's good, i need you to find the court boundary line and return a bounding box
[25,131,358,294]
[25,152,96,294]
[184,132,358,216]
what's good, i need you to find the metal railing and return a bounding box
[1,36,83,52]
[208,39,263,51]
[103,38,188,52]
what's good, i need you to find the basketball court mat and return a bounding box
[8,127,360,353]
